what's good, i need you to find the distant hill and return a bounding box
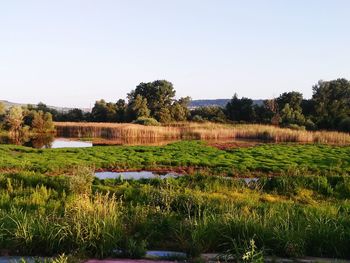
[0,100,79,113]
[0,100,23,109]
[1,99,265,112]
[190,99,264,108]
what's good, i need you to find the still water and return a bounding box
[95,171,179,180]
[0,134,92,149]
[50,138,92,148]
[95,171,260,185]
[0,133,264,149]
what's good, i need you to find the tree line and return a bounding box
[2,78,349,132]
[0,105,55,138]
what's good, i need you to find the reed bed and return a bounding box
[230,124,350,144]
[54,122,234,140]
[54,122,350,144]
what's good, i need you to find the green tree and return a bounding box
[225,94,255,122]
[263,99,280,125]
[190,106,226,122]
[170,97,191,122]
[280,103,305,126]
[65,108,85,122]
[276,92,306,126]
[0,102,5,123]
[106,102,117,122]
[31,111,55,133]
[91,100,109,122]
[33,102,59,120]
[252,104,272,124]
[115,99,127,122]
[127,95,150,120]
[5,106,25,136]
[276,92,303,112]
[312,79,350,129]
[301,99,315,117]
[157,107,172,123]
[128,80,176,121]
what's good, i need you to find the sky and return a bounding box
[1,0,350,108]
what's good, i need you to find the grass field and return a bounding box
[0,141,349,175]
[1,139,350,261]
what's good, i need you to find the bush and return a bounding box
[191,115,205,122]
[285,124,306,131]
[305,119,316,130]
[132,117,160,126]
[68,166,94,195]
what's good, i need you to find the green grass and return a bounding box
[1,172,350,259]
[1,141,350,260]
[0,141,349,175]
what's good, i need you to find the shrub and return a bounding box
[132,117,160,126]
[285,124,306,131]
[68,166,94,195]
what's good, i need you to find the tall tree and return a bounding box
[225,94,255,122]
[31,111,55,133]
[263,99,281,125]
[127,95,150,120]
[276,92,305,126]
[128,80,176,121]
[115,99,127,122]
[170,96,191,121]
[276,92,303,112]
[106,102,117,122]
[91,100,109,122]
[65,108,85,122]
[312,79,350,129]
[34,102,59,120]
[5,106,25,136]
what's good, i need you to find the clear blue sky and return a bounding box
[1,0,350,108]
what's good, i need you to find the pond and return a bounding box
[0,134,93,149]
[1,133,266,150]
[95,171,180,180]
[49,138,93,148]
[95,171,261,184]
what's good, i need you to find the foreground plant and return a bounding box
[220,239,264,263]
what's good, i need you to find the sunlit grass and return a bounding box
[0,140,349,175]
[1,173,350,259]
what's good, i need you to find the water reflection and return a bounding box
[0,133,30,146]
[23,134,55,148]
[0,133,265,149]
[92,137,179,146]
[0,134,92,149]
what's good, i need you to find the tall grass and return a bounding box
[54,122,350,144]
[1,172,350,259]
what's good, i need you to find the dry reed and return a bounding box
[54,122,350,144]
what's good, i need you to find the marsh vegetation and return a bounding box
[0,133,349,262]
[55,122,350,144]
[1,169,350,260]
[0,78,349,262]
